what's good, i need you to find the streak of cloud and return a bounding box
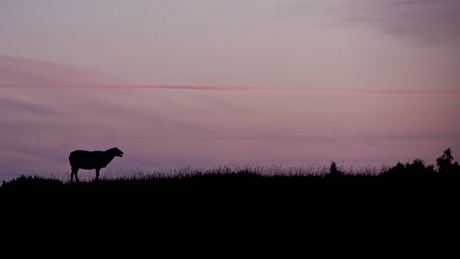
[0,55,122,87]
[45,85,460,97]
[2,54,458,98]
[283,0,460,46]
[3,83,459,97]
[0,96,60,116]
[345,0,460,46]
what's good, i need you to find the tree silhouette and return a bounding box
[326,161,344,177]
[381,158,434,178]
[436,148,460,176]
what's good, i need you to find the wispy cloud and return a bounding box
[2,54,459,98]
[3,83,459,97]
[0,96,60,116]
[58,85,460,97]
[0,55,122,87]
[345,0,460,46]
[281,0,460,46]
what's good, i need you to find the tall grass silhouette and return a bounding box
[2,148,458,187]
[2,148,458,250]
[1,148,458,204]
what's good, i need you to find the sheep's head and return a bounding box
[111,147,124,157]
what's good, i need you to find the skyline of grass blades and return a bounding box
[2,148,458,243]
[1,148,458,188]
[0,162,392,185]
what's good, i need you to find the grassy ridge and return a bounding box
[1,148,458,220]
[1,150,457,255]
[1,156,458,249]
[1,160,458,201]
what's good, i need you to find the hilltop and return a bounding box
[1,148,458,204]
[1,149,458,250]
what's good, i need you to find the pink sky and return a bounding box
[0,1,459,181]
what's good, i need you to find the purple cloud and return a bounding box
[75,85,460,97]
[0,55,122,87]
[345,0,460,45]
[0,96,60,116]
[281,0,460,46]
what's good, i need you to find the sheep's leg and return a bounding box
[95,168,100,181]
[71,167,79,183]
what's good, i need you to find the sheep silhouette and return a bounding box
[69,147,123,183]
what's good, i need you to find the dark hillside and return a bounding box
[2,167,458,208]
[1,168,458,253]
[1,148,458,245]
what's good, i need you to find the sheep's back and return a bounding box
[69,150,111,169]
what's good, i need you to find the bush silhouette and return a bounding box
[436,148,460,176]
[325,161,344,178]
[381,159,435,179]
[1,175,63,194]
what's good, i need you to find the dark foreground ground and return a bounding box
[1,171,459,255]
[2,171,458,219]
[3,149,459,254]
